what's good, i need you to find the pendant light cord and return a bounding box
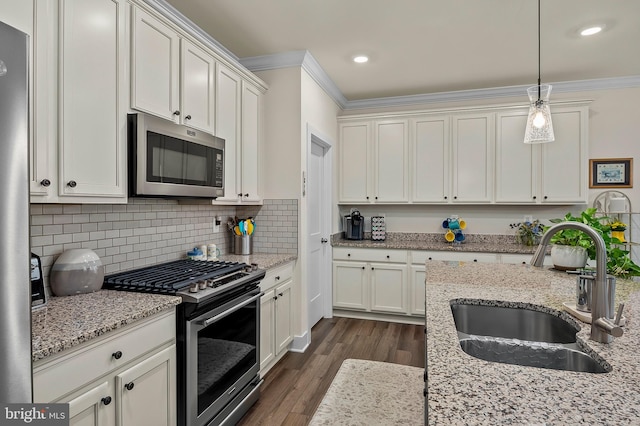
[537,0,541,101]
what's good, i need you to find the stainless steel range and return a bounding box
[104,259,265,426]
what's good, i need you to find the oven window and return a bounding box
[147,131,222,187]
[196,300,257,416]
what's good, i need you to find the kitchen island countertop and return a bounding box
[426,261,640,424]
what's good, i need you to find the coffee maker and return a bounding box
[343,209,365,240]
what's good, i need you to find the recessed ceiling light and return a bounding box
[580,26,603,36]
[353,55,369,64]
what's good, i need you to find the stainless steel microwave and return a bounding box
[128,113,224,199]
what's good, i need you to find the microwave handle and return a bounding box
[199,292,263,327]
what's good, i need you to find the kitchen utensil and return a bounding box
[445,230,455,242]
[459,220,467,230]
[234,234,253,255]
[247,219,254,235]
[49,249,105,296]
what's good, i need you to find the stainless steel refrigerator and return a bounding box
[0,20,32,403]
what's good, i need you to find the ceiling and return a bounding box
[164,0,640,101]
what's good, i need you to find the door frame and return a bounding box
[306,124,334,321]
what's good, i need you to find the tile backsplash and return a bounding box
[30,198,298,293]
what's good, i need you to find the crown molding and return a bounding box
[240,50,640,110]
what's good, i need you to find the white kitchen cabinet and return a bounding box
[411,115,450,203]
[373,120,409,203]
[211,67,263,204]
[180,38,216,133]
[500,253,553,266]
[495,104,589,204]
[338,121,371,203]
[451,113,493,203]
[116,347,175,426]
[332,248,408,314]
[131,6,216,134]
[259,262,294,375]
[31,0,127,203]
[130,6,180,122]
[409,265,426,316]
[338,119,409,203]
[34,310,176,426]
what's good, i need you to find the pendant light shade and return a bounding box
[524,0,554,144]
[524,84,554,144]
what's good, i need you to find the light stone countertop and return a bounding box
[332,232,539,254]
[31,290,181,362]
[426,261,640,425]
[31,253,296,362]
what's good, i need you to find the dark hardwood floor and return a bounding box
[238,317,425,426]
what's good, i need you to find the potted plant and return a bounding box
[510,219,544,246]
[545,207,640,278]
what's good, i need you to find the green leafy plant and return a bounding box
[545,207,640,278]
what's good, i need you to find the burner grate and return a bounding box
[103,259,247,293]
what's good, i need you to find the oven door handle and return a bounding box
[199,292,263,327]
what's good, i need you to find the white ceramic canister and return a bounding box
[207,244,219,261]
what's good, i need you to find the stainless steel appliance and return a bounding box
[0,20,32,403]
[343,209,365,240]
[128,113,225,199]
[30,253,46,309]
[103,260,265,426]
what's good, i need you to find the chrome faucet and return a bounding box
[531,222,623,343]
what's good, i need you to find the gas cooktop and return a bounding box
[103,259,265,303]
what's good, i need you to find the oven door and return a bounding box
[184,288,261,426]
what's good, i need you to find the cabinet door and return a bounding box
[339,122,371,203]
[240,81,261,202]
[214,64,241,202]
[540,107,588,203]
[31,0,57,199]
[411,115,449,203]
[67,381,114,426]
[409,265,426,316]
[274,280,293,354]
[495,109,537,203]
[369,263,406,313]
[259,291,275,371]
[374,120,408,202]
[451,113,493,202]
[131,6,179,121]
[116,346,176,426]
[180,39,215,133]
[332,261,368,310]
[58,0,127,198]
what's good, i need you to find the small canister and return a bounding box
[207,244,219,261]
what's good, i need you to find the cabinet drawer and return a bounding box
[411,250,497,264]
[261,261,294,291]
[333,247,408,263]
[34,310,175,403]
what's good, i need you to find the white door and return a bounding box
[308,137,331,327]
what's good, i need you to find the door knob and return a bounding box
[173,110,180,116]
[124,382,134,391]
[40,179,51,187]
[321,238,328,243]
[184,115,192,120]
[67,180,77,188]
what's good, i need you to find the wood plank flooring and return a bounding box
[237,317,425,426]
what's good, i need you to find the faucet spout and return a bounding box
[530,221,620,343]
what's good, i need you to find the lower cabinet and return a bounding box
[332,248,408,315]
[260,261,294,375]
[33,310,176,426]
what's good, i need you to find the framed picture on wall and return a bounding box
[589,158,633,188]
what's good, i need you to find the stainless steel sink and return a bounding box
[451,301,611,374]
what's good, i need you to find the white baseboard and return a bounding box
[289,330,310,353]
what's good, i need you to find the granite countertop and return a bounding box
[425,261,640,424]
[332,232,539,254]
[32,291,181,362]
[32,253,296,362]
[220,253,297,269]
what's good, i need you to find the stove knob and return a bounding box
[189,283,199,293]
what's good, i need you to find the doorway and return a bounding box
[307,129,332,328]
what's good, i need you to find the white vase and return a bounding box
[550,245,588,271]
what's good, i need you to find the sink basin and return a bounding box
[450,301,610,374]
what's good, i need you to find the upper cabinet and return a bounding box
[339,102,588,205]
[495,104,588,204]
[131,7,215,133]
[31,0,128,203]
[338,119,409,203]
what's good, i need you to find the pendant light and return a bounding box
[524,0,554,144]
